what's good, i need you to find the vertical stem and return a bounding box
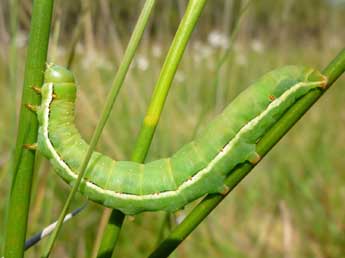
[148,48,345,258]
[97,1,208,257]
[97,209,125,258]
[4,0,54,257]
[131,0,208,161]
[41,1,156,257]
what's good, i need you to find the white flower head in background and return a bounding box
[193,40,213,63]
[136,55,149,71]
[152,43,162,58]
[207,30,229,49]
[236,52,248,66]
[81,51,113,70]
[175,71,186,83]
[16,32,28,48]
[251,39,265,54]
[54,46,65,58]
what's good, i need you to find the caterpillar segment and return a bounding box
[36,64,327,215]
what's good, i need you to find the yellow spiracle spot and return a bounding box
[144,114,159,126]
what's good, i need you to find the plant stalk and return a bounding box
[131,0,208,161]
[4,0,54,257]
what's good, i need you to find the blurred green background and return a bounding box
[0,0,345,257]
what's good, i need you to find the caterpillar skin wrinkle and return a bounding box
[36,64,327,215]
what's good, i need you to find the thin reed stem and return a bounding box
[131,0,207,161]
[148,48,345,258]
[4,0,54,257]
[96,1,207,257]
[41,1,156,257]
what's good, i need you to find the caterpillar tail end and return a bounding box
[24,143,38,151]
[25,103,39,113]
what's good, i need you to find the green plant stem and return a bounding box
[97,209,125,258]
[131,0,208,161]
[148,48,345,258]
[96,1,207,257]
[4,0,54,257]
[41,1,156,257]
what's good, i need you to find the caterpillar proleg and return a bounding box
[35,64,327,215]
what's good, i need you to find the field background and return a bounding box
[0,0,345,257]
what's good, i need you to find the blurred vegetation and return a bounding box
[0,0,344,257]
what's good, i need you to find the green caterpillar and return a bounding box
[32,64,327,215]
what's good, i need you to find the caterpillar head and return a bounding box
[44,63,77,100]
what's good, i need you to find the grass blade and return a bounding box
[41,1,156,257]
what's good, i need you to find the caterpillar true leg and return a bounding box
[31,85,56,98]
[25,103,39,112]
[24,143,38,150]
[31,85,42,94]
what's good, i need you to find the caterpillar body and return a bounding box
[35,64,327,215]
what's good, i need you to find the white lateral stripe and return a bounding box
[42,81,319,201]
